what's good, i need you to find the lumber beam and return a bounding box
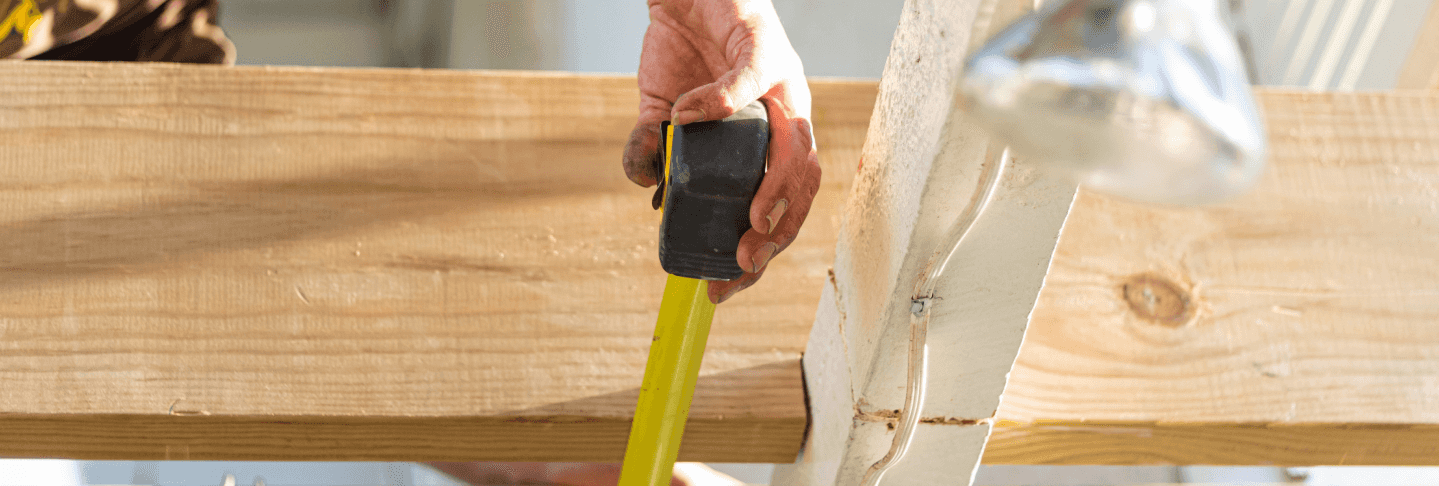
[0,60,873,462]
[987,90,1439,465]
[4,61,1439,467]
[774,0,1069,484]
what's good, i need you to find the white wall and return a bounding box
[219,0,1428,89]
[1242,0,1431,89]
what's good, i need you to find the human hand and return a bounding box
[623,0,820,304]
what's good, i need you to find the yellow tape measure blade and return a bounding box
[617,274,716,486]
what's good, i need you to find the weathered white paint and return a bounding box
[772,0,1077,484]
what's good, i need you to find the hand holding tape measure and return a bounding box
[619,101,775,486]
[621,0,820,305]
[617,2,818,484]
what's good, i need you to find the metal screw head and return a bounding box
[910,298,929,316]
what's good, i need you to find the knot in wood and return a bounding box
[1120,273,1194,327]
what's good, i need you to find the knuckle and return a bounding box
[715,96,742,117]
[801,150,820,169]
[781,157,819,184]
[802,162,822,187]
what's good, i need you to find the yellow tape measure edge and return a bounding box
[660,124,673,212]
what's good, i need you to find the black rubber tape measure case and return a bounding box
[654,101,769,281]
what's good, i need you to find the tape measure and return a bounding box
[655,101,770,281]
[618,101,769,486]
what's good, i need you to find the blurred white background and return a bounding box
[212,0,1431,88]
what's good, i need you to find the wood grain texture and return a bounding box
[989,90,1439,465]
[0,60,877,462]
[987,421,1439,465]
[6,61,1438,466]
[775,0,1074,484]
[1397,0,1439,90]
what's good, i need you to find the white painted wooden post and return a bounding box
[771,0,1077,484]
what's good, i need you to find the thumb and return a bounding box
[622,120,663,187]
[670,66,771,125]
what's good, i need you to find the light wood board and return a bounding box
[776,0,1072,483]
[988,90,1439,465]
[0,60,874,462]
[4,61,1439,466]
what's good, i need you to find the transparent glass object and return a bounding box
[866,3,1265,485]
[960,0,1266,205]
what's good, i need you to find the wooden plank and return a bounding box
[5,62,1439,467]
[0,60,875,462]
[774,0,1077,484]
[987,421,1439,465]
[987,90,1439,465]
[1397,0,1439,89]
